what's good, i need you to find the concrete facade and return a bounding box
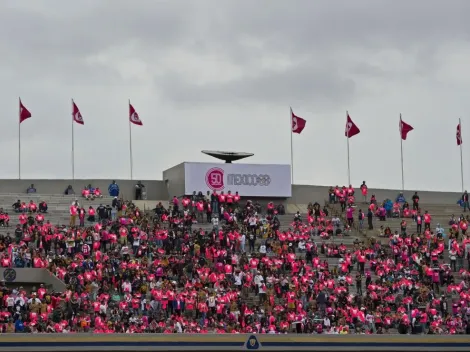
[0,268,66,292]
[162,163,186,199]
[0,179,169,202]
[0,179,463,205]
[290,184,462,205]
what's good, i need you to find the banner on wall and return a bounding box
[184,162,292,197]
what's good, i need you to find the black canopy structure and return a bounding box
[201,150,254,163]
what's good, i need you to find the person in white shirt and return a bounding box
[27,296,41,305]
[175,320,183,333]
[234,271,244,288]
[449,249,457,272]
[121,245,130,256]
[14,295,25,308]
[99,301,107,315]
[132,234,140,254]
[140,298,147,312]
[259,243,267,255]
[122,279,132,293]
[332,216,341,227]
[211,216,219,233]
[240,234,246,253]
[6,295,14,309]
[254,273,264,287]
[366,312,376,332]
[249,216,257,232]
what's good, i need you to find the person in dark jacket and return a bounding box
[367,209,374,230]
[316,290,327,315]
[64,185,75,195]
[135,181,144,200]
[462,191,469,212]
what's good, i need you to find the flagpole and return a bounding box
[290,107,294,183]
[18,98,21,180]
[460,118,464,192]
[346,111,351,185]
[71,99,75,182]
[400,113,404,191]
[129,99,133,180]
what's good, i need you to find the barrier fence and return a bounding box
[0,334,469,351]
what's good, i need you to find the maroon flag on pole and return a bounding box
[129,103,143,126]
[399,117,413,140]
[291,109,306,134]
[19,99,31,123]
[72,100,84,125]
[457,122,462,146]
[345,114,360,138]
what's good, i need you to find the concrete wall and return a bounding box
[0,179,463,205]
[291,184,462,205]
[162,163,186,198]
[0,179,169,202]
[0,268,66,292]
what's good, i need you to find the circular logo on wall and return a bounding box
[205,167,225,191]
[3,268,16,282]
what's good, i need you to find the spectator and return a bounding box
[396,192,406,203]
[38,201,48,213]
[462,191,469,212]
[64,185,75,195]
[79,206,86,227]
[97,204,107,221]
[360,181,368,203]
[82,185,95,200]
[12,200,21,213]
[111,197,119,220]
[108,180,120,197]
[14,316,24,333]
[94,187,103,199]
[69,201,78,226]
[87,206,96,222]
[412,192,420,211]
[26,184,36,194]
[367,208,373,230]
[28,200,37,213]
[135,181,145,200]
[0,211,9,227]
[0,183,469,335]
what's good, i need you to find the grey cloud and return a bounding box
[0,1,193,68]
[0,0,469,190]
[159,61,356,108]
[217,0,470,52]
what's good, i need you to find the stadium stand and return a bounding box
[0,181,468,335]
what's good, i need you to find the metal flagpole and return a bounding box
[460,118,464,192]
[400,113,404,191]
[129,99,133,180]
[71,99,75,182]
[290,107,294,183]
[18,98,21,180]
[346,111,351,185]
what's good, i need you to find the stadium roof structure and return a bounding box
[201,150,254,163]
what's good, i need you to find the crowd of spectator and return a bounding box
[0,183,468,335]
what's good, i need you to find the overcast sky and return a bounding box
[0,0,468,192]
